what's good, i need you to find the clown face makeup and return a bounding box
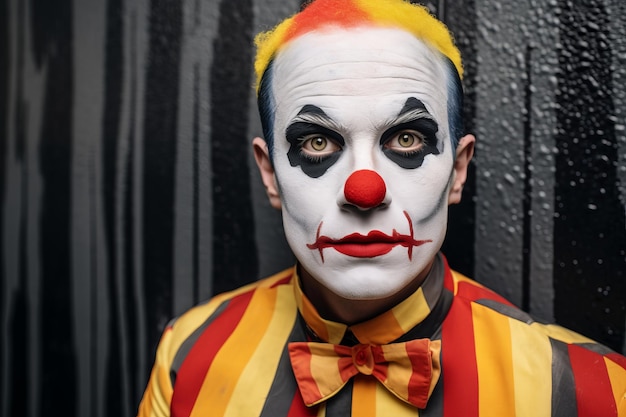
[258,27,469,301]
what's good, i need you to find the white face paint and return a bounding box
[270,27,455,300]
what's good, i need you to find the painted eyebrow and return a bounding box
[290,104,343,132]
[387,97,439,127]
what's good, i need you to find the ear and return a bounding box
[448,134,475,205]
[253,137,282,210]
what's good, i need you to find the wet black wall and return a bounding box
[1,0,625,416]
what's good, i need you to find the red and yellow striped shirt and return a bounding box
[138,254,626,416]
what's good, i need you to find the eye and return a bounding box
[309,136,329,151]
[384,130,425,155]
[300,134,341,161]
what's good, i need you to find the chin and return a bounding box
[317,265,420,301]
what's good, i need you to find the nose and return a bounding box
[341,169,389,210]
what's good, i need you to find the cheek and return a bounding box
[385,158,453,218]
[274,158,342,226]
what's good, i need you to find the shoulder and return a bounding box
[447,268,622,353]
[445,268,626,413]
[159,267,295,366]
[138,268,296,415]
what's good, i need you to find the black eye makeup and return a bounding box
[284,99,441,176]
[285,105,345,178]
[380,97,441,169]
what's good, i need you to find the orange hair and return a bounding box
[254,0,463,92]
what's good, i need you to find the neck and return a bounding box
[299,259,435,325]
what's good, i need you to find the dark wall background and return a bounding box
[1,0,625,416]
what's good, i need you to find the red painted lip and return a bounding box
[306,211,432,262]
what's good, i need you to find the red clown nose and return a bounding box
[343,169,387,209]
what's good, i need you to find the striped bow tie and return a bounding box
[288,338,441,408]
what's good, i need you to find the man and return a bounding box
[138,0,626,415]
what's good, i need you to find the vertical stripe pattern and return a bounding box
[351,376,377,417]
[472,303,515,416]
[509,317,552,415]
[224,286,298,416]
[442,298,478,417]
[569,344,618,417]
[138,262,626,416]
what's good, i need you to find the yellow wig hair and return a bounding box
[254,0,463,92]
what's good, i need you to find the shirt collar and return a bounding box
[292,253,446,345]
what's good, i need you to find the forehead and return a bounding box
[271,27,449,122]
